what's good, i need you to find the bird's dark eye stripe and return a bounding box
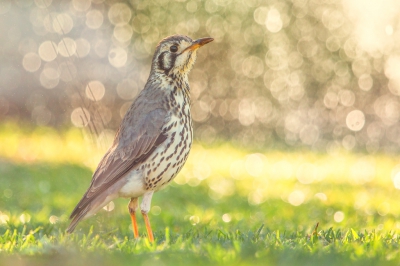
[170,45,178,52]
[158,51,176,75]
[158,51,167,70]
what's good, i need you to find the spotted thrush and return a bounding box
[67,35,213,242]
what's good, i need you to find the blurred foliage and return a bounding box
[1,0,400,151]
[2,125,400,264]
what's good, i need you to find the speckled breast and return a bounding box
[143,90,193,191]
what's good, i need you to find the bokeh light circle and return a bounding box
[288,190,305,206]
[346,110,365,131]
[53,14,74,35]
[72,0,91,12]
[85,81,105,101]
[57,38,76,57]
[265,8,283,32]
[71,107,90,127]
[39,65,59,89]
[108,47,128,68]
[22,53,41,72]
[86,10,103,29]
[113,25,133,43]
[242,56,264,78]
[108,3,132,25]
[38,41,58,62]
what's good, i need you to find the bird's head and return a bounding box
[150,35,213,77]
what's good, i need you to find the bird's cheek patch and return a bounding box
[158,52,175,72]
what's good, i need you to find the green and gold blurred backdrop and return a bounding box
[1,0,400,152]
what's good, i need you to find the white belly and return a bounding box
[118,169,147,198]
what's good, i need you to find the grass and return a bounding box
[1,122,400,265]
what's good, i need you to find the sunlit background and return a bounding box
[0,0,399,152]
[3,2,400,255]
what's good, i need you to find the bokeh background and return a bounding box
[1,0,400,152]
[3,2,400,263]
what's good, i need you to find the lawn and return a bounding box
[1,123,400,265]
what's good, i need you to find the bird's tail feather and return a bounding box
[67,193,116,233]
[66,205,91,233]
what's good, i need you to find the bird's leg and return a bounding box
[141,191,154,242]
[128,197,139,239]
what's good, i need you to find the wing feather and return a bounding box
[68,85,170,226]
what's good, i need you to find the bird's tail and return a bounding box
[66,204,91,233]
[66,192,116,233]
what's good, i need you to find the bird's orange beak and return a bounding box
[184,37,214,52]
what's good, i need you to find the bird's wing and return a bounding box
[69,87,170,222]
[89,108,169,195]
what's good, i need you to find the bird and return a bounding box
[66,35,213,242]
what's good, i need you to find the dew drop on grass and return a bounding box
[222,213,231,223]
[49,215,59,224]
[103,201,115,212]
[0,212,9,224]
[189,215,200,225]
[19,213,31,224]
[334,211,344,222]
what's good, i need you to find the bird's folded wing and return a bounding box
[70,108,169,217]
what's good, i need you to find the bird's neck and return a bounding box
[146,71,191,104]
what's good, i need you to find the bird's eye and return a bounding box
[170,45,178,53]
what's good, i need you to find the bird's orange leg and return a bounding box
[142,211,154,242]
[141,191,155,242]
[128,198,139,239]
